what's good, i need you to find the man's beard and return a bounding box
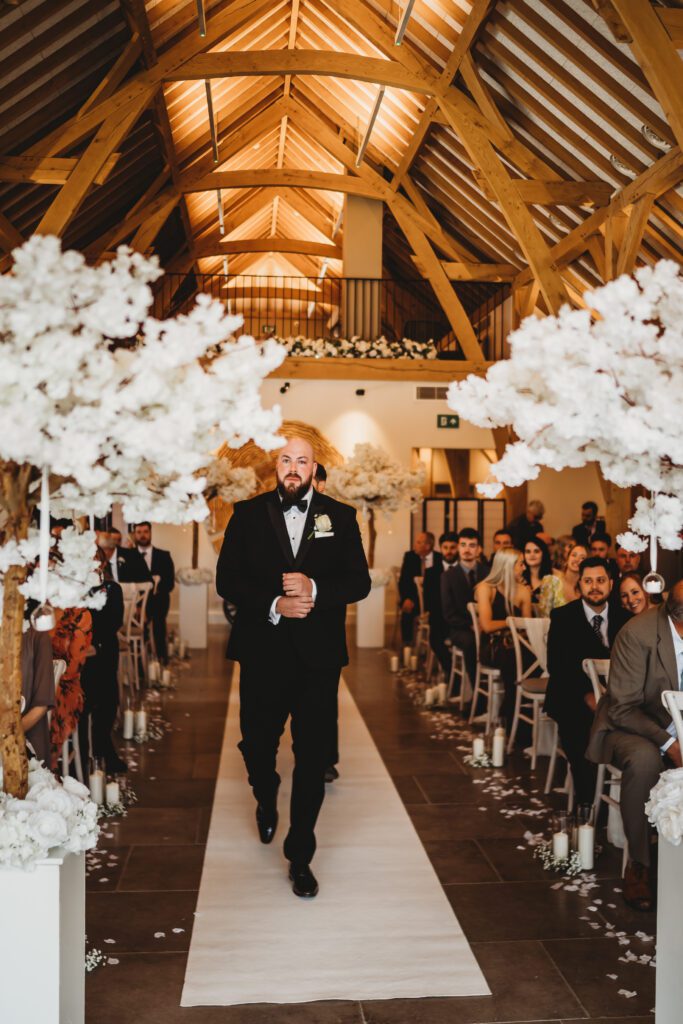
[277,471,313,501]
[582,592,608,608]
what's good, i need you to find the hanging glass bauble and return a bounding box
[642,571,665,595]
[30,601,56,632]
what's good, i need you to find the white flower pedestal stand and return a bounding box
[179,581,208,649]
[356,583,386,648]
[0,848,85,1023]
[656,837,683,1023]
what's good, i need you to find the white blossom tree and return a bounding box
[0,236,284,797]
[327,443,425,568]
[447,260,683,558]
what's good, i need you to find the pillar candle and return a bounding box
[424,687,435,706]
[89,770,104,805]
[410,654,418,671]
[105,780,120,806]
[437,681,448,704]
[403,646,412,668]
[578,823,594,870]
[179,640,187,658]
[161,668,172,688]
[149,660,160,682]
[552,830,569,860]
[472,736,485,758]
[122,708,134,740]
[389,655,399,672]
[134,709,147,738]
[491,727,505,767]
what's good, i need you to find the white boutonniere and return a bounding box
[308,513,334,539]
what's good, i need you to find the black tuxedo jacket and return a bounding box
[398,550,442,606]
[441,561,488,633]
[544,598,631,723]
[216,489,371,670]
[115,547,152,584]
[148,547,175,597]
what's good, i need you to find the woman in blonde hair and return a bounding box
[475,548,532,726]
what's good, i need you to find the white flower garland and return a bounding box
[645,767,683,846]
[280,335,437,360]
[0,760,99,870]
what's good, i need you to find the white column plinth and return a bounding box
[656,837,683,1024]
[179,582,208,649]
[0,849,85,1024]
[356,585,386,648]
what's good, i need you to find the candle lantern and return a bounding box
[551,814,570,861]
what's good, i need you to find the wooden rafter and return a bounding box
[472,177,613,207]
[0,154,121,186]
[193,238,342,258]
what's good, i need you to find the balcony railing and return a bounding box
[152,273,511,359]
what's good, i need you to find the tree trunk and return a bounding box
[191,522,199,569]
[367,508,377,570]
[0,530,30,798]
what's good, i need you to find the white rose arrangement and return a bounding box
[646,767,683,846]
[281,335,437,360]
[0,760,99,870]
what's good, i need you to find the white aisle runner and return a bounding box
[181,671,490,1006]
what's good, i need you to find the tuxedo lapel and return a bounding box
[293,493,325,570]
[267,491,295,567]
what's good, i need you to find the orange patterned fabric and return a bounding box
[49,607,92,769]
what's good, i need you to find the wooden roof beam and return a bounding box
[0,154,121,186]
[472,175,614,206]
[657,9,683,46]
[193,238,343,258]
[413,260,517,282]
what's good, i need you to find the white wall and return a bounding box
[528,464,604,541]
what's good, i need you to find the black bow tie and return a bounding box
[282,497,308,514]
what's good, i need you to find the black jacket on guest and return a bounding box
[217,489,371,671]
[544,598,632,724]
[423,560,452,640]
[114,547,152,584]
[441,560,488,633]
[398,550,442,608]
[146,547,175,597]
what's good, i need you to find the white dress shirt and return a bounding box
[582,599,609,646]
[269,488,317,624]
[137,544,153,571]
[109,551,119,582]
[661,617,683,753]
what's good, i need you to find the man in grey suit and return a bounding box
[587,580,683,911]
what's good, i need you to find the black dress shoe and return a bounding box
[289,863,318,898]
[255,804,278,844]
[324,765,339,783]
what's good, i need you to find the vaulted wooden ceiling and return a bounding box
[1,0,682,358]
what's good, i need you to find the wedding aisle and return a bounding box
[181,670,490,1006]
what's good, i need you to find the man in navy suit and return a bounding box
[216,436,370,898]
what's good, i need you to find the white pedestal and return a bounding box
[356,585,386,648]
[656,837,683,1023]
[179,582,208,649]
[0,849,85,1024]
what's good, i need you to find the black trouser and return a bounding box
[150,593,170,663]
[400,608,417,644]
[79,646,120,772]
[556,707,597,806]
[238,652,340,865]
[429,629,451,677]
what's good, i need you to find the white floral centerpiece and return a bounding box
[447,261,683,570]
[0,759,98,870]
[0,235,284,798]
[646,767,683,846]
[281,335,438,360]
[327,443,425,568]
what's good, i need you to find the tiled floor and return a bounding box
[86,629,655,1023]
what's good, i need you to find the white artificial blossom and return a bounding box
[646,767,683,846]
[0,235,285,610]
[200,460,257,504]
[327,443,425,519]
[447,261,683,551]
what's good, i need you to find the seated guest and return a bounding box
[423,531,458,677]
[49,606,92,771]
[506,500,545,552]
[587,581,683,911]
[616,544,642,578]
[133,521,175,663]
[398,532,440,644]
[21,626,55,764]
[103,528,152,584]
[79,548,126,773]
[590,533,619,582]
[545,557,631,807]
[313,463,327,493]
[619,572,650,616]
[522,537,553,609]
[490,528,513,561]
[475,548,532,723]
[572,501,607,548]
[538,542,588,617]
[441,529,487,685]
[552,535,574,570]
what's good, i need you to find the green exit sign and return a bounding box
[437,414,460,429]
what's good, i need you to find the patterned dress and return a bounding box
[49,607,92,769]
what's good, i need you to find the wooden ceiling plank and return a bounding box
[610,0,683,155]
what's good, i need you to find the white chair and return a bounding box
[586,658,629,874]
[118,580,153,693]
[506,617,550,769]
[662,689,683,744]
[467,601,504,730]
[413,576,431,665]
[544,721,575,812]
[446,641,472,711]
[52,659,84,783]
